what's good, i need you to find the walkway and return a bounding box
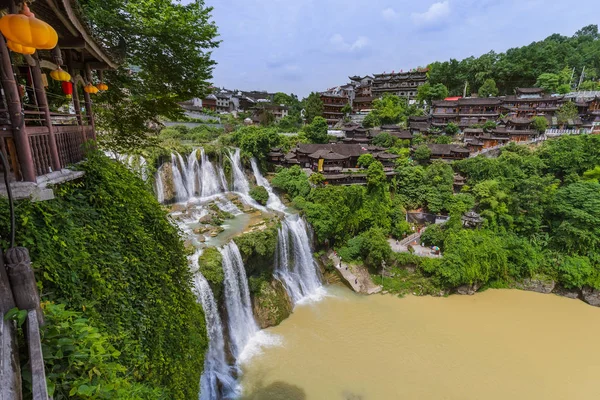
[328,252,382,294]
[388,232,443,259]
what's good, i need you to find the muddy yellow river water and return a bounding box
[240,286,600,400]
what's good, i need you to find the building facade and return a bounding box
[372,69,428,99]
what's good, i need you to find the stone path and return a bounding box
[328,252,382,294]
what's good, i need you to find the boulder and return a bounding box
[252,279,293,329]
[455,282,481,295]
[553,285,580,299]
[198,235,206,243]
[516,277,555,294]
[581,286,600,307]
[170,204,186,213]
[199,214,215,224]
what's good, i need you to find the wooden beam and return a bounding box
[57,38,86,49]
[26,310,49,400]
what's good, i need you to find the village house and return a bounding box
[425,144,471,161]
[564,91,600,132]
[320,92,349,126]
[341,123,371,144]
[372,69,428,99]
[502,88,563,118]
[349,75,374,112]
[408,116,431,134]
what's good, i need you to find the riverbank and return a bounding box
[240,285,600,400]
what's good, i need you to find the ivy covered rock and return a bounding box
[250,278,293,328]
[198,247,224,299]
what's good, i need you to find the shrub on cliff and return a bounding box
[199,247,224,297]
[0,152,207,399]
[250,185,269,205]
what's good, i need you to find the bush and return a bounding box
[0,152,207,399]
[271,165,311,199]
[198,247,224,296]
[39,303,164,399]
[250,185,269,205]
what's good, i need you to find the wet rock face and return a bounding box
[161,163,175,203]
[517,278,556,294]
[581,286,600,307]
[455,282,481,295]
[553,285,580,299]
[252,279,293,329]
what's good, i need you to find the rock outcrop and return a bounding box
[455,282,481,295]
[516,277,556,294]
[252,279,293,329]
[581,286,600,307]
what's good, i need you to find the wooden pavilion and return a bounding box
[0,0,117,183]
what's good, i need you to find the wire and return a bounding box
[0,149,15,248]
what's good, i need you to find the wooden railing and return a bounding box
[55,126,87,167]
[27,127,54,176]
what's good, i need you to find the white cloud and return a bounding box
[382,7,398,21]
[411,1,451,26]
[329,34,370,53]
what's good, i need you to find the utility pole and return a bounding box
[569,67,576,88]
[463,81,468,98]
[577,66,586,90]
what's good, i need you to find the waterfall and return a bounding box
[186,149,200,198]
[154,166,165,204]
[220,241,258,359]
[194,270,237,400]
[228,149,250,195]
[201,149,224,198]
[274,215,322,304]
[171,153,189,202]
[250,158,285,212]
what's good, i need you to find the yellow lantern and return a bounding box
[84,84,99,94]
[97,82,108,91]
[6,40,35,55]
[0,3,58,51]
[50,68,71,82]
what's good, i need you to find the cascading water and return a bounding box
[274,215,322,304]
[220,241,258,359]
[171,153,189,202]
[154,166,165,204]
[228,149,250,195]
[250,158,286,212]
[186,149,200,198]
[201,149,225,198]
[194,267,237,400]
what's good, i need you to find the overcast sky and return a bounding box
[203,0,600,98]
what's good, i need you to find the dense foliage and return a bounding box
[0,153,207,399]
[428,25,600,95]
[273,134,600,295]
[250,185,269,205]
[82,0,219,152]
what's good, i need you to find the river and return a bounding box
[239,286,600,400]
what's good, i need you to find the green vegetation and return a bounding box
[357,153,375,168]
[273,135,600,296]
[85,0,219,152]
[198,247,224,298]
[303,92,324,123]
[428,25,600,95]
[0,153,207,399]
[478,78,499,97]
[364,93,424,127]
[250,186,270,205]
[304,116,329,144]
[416,82,449,104]
[272,165,311,199]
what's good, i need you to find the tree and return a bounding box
[557,84,572,94]
[536,73,560,92]
[580,80,600,91]
[303,92,324,123]
[357,154,375,168]
[413,145,431,163]
[272,165,311,199]
[363,112,381,128]
[531,116,548,133]
[483,121,497,132]
[304,116,329,143]
[556,101,579,125]
[417,82,449,104]
[371,94,407,125]
[371,132,398,148]
[341,103,352,116]
[234,126,280,161]
[445,122,460,135]
[84,0,220,152]
[478,78,499,97]
[309,172,325,186]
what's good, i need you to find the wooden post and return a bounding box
[26,310,49,400]
[0,247,23,400]
[5,247,44,325]
[66,50,82,126]
[0,34,35,181]
[31,53,61,171]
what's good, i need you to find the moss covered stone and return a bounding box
[198,247,224,299]
[233,220,279,276]
[251,278,293,328]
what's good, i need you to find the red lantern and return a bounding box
[61,81,73,99]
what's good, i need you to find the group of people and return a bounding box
[333,251,358,285]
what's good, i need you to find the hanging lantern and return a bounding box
[61,81,73,99]
[97,82,108,91]
[50,68,71,82]
[0,3,58,53]
[84,84,99,94]
[6,40,35,55]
